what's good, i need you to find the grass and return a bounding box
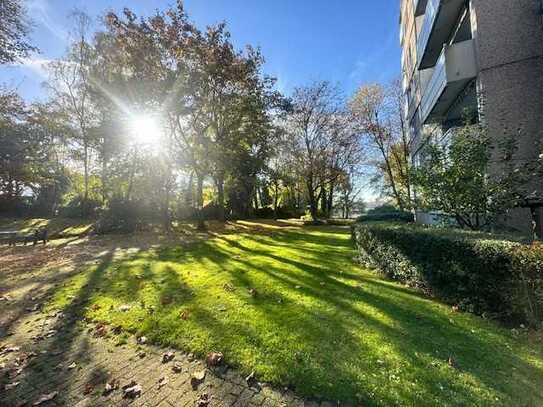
[0,217,93,238]
[43,220,543,405]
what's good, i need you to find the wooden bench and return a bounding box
[0,229,48,246]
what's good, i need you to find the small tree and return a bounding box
[412,124,527,230]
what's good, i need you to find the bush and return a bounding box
[357,205,414,223]
[95,198,156,234]
[351,222,543,327]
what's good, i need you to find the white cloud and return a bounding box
[18,57,52,79]
[27,0,68,42]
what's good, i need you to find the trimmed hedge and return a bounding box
[351,223,543,326]
[357,206,414,223]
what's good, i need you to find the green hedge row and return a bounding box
[351,223,543,326]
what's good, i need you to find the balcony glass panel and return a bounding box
[416,0,439,68]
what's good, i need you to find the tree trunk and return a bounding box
[185,172,193,208]
[273,180,279,219]
[196,173,206,231]
[83,140,89,215]
[307,180,318,220]
[126,147,137,202]
[320,186,328,217]
[327,182,335,215]
[216,172,225,222]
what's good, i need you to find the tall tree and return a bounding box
[350,81,414,210]
[46,10,97,215]
[284,82,358,220]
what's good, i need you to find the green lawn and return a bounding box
[46,221,543,405]
[0,217,93,238]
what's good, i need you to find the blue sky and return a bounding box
[0,0,401,102]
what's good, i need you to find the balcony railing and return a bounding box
[420,39,478,123]
[416,0,439,69]
[413,0,428,17]
[416,0,466,69]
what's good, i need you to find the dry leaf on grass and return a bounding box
[206,352,224,367]
[94,324,107,337]
[67,362,77,370]
[223,283,235,292]
[180,310,190,320]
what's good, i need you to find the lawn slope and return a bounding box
[47,222,543,406]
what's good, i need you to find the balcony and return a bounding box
[413,0,428,17]
[416,0,466,69]
[420,39,478,123]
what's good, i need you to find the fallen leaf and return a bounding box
[448,356,457,368]
[122,381,142,399]
[33,392,58,405]
[137,336,147,345]
[94,324,107,337]
[191,370,206,390]
[245,371,256,385]
[103,379,119,395]
[160,296,172,306]
[2,346,21,354]
[162,352,175,363]
[119,305,131,312]
[206,352,223,367]
[223,283,235,292]
[157,376,168,389]
[83,383,94,395]
[5,382,20,390]
[68,362,77,370]
[196,393,212,406]
[180,310,190,320]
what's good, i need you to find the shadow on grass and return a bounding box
[0,251,114,406]
[19,226,543,405]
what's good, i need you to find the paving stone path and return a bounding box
[0,240,342,407]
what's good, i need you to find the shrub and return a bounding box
[95,198,155,234]
[351,222,543,326]
[357,205,414,223]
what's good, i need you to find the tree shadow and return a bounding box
[0,251,114,406]
[8,227,540,405]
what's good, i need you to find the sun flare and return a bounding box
[130,115,162,145]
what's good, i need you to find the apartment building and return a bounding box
[400,0,543,231]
